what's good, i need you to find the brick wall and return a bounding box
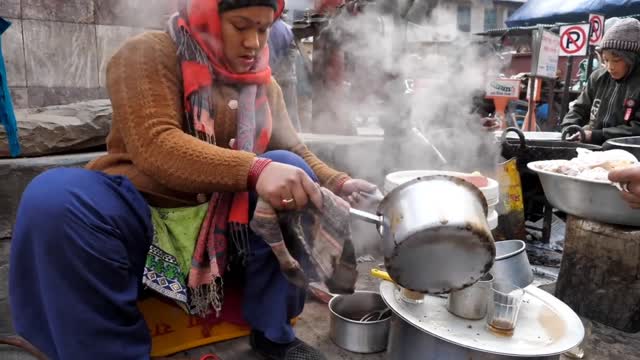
[0,0,180,109]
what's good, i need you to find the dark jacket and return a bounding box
[561,65,640,145]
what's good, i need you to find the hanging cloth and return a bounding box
[0,17,21,157]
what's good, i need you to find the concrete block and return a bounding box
[95,0,171,29]
[8,87,27,109]
[96,25,145,87]
[301,133,385,184]
[168,0,184,13]
[0,346,37,360]
[0,0,21,19]
[22,0,95,23]
[0,100,112,157]
[1,19,26,87]
[0,152,105,238]
[0,238,10,265]
[0,301,14,336]
[23,20,98,88]
[0,240,10,335]
[27,86,107,108]
[0,245,12,334]
[0,264,7,305]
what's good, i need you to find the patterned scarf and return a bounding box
[167,0,284,316]
[250,188,357,295]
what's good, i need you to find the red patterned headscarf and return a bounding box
[170,0,284,148]
[181,0,283,86]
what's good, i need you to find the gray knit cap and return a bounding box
[600,18,640,53]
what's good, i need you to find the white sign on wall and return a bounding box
[531,28,560,78]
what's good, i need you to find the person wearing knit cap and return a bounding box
[7,1,378,359]
[562,18,640,145]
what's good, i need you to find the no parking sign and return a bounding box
[559,24,589,57]
[589,14,605,45]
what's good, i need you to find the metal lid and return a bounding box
[380,281,585,357]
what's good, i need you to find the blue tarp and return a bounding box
[0,17,21,157]
[506,0,640,27]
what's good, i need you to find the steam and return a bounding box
[314,3,503,175]
[316,4,506,254]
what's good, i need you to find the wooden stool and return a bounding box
[139,296,251,357]
[556,216,640,332]
[139,295,299,357]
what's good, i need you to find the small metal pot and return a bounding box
[349,175,496,294]
[328,291,391,354]
[490,240,533,288]
[448,273,494,320]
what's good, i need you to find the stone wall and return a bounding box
[0,0,179,109]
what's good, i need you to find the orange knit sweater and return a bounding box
[87,31,349,207]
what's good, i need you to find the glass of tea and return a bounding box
[486,281,525,336]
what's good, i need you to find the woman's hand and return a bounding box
[256,162,323,211]
[339,179,379,206]
[609,166,640,209]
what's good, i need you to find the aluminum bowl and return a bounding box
[528,161,640,227]
[603,136,640,160]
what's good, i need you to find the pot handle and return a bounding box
[349,208,383,226]
[370,268,394,282]
[501,127,527,150]
[561,125,586,142]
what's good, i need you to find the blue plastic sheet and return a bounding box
[507,0,640,27]
[0,17,21,157]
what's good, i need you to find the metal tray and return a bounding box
[527,161,640,227]
[380,281,584,358]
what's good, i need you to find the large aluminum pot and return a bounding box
[350,175,496,294]
[387,316,559,360]
[490,240,534,289]
[499,126,602,165]
[496,130,562,142]
[328,291,391,353]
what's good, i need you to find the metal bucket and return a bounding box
[329,291,391,353]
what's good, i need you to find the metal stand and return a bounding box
[559,57,574,120]
[525,197,554,243]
